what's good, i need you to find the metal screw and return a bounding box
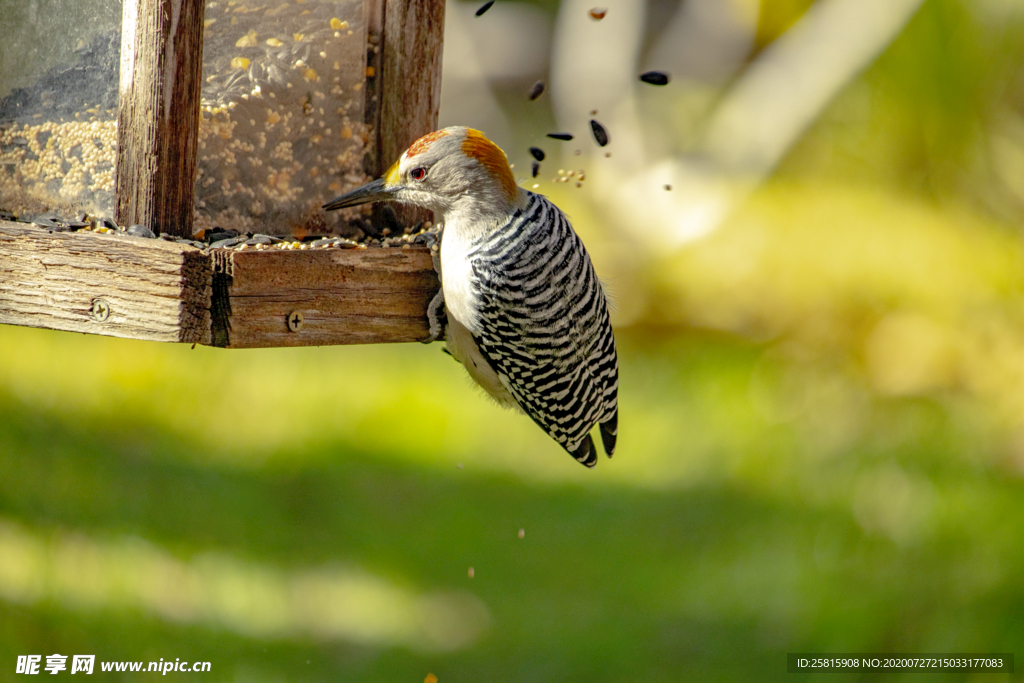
[286,310,304,332]
[90,298,110,322]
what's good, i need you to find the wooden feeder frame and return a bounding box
[0,0,444,348]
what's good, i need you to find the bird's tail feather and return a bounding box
[570,434,597,467]
[599,411,617,457]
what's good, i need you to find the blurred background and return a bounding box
[4,0,1024,680]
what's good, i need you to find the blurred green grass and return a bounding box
[3,174,1024,679]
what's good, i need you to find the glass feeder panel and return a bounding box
[0,0,122,219]
[196,0,370,236]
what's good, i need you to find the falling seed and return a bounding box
[468,567,475,578]
[529,146,545,161]
[589,7,607,20]
[664,184,672,191]
[590,119,609,146]
[518,528,525,539]
[528,80,545,101]
[640,71,670,86]
[590,109,598,115]
[531,161,540,178]
[476,1,495,16]
[547,133,573,141]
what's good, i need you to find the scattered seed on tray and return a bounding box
[528,80,545,101]
[476,1,495,16]
[547,133,573,141]
[0,207,438,252]
[529,146,545,161]
[588,7,607,20]
[531,160,540,178]
[590,119,609,146]
[127,224,157,238]
[640,71,670,86]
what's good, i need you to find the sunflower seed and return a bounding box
[127,224,157,238]
[529,146,545,161]
[547,133,573,141]
[640,71,670,86]
[590,119,609,146]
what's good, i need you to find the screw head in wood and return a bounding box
[90,298,110,322]
[287,310,304,332]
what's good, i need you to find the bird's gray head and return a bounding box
[323,126,521,219]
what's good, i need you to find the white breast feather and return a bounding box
[439,220,518,409]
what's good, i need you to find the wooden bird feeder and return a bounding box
[0,0,443,348]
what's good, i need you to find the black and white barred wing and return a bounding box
[470,194,619,466]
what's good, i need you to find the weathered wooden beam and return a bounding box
[115,0,206,238]
[0,224,440,348]
[209,246,439,348]
[366,0,445,230]
[0,221,211,343]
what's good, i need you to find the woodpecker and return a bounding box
[324,127,618,466]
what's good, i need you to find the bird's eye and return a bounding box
[410,167,427,181]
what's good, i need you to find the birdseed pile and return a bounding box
[195,0,371,235]
[0,0,372,236]
[0,31,119,218]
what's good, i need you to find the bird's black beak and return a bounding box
[322,177,398,210]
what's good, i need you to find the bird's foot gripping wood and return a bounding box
[421,228,446,344]
[422,288,446,343]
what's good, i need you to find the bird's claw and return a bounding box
[421,236,446,343]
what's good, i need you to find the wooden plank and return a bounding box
[115,0,206,238]
[0,221,211,343]
[209,246,439,348]
[366,0,445,230]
